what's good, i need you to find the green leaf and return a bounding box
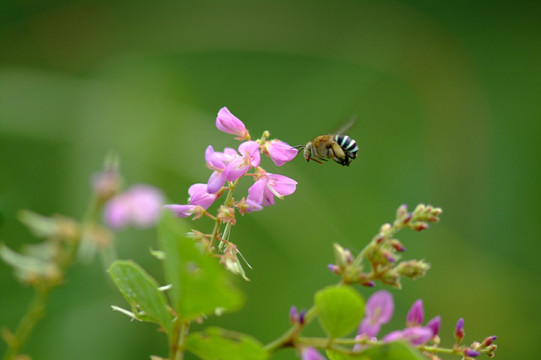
[108,260,172,333]
[186,327,268,360]
[314,285,365,338]
[356,342,427,360]
[158,212,243,321]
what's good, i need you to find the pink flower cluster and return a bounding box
[354,290,441,348]
[165,107,298,219]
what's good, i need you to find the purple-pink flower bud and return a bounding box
[299,309,306,325]
[104,185,164,229]
[328,264,340,274]
[290,306,299,324]
[482,335,497,347]
[406,300,424,327]
[216,107,250,140]
[455,318,465,342]
[263,139,298,166]
[464,348,480,358]
[426,316,441,337]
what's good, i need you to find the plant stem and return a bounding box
[264,306,317,353]
[3,195,102,360]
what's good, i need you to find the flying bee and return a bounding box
[297,118,358,166]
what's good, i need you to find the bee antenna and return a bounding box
[294,145,305,150]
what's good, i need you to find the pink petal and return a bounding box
[216,107,249,139]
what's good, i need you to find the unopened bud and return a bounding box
[289,306,298,324]
[328,264,340,275]
[463,348,480,358]
[217,205,236,224]
[390,239,406,252]
[414,204,426,215]
[333,243,351,268]
[396,204,408,220]
[411,221,429,231]
[395,260,430,279]
[482,335,497,347]
[455,318,465,343]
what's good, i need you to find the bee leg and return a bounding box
[330,143,348,166]
[309,157,325,164]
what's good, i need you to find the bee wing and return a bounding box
[334,115,357,135]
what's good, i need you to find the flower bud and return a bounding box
[406,300,424,327]
[395,260,430,279]
[289,306,299,324]
[482,335,497,347]
[455,318,465,343]
[390,239,406,252]
[217,205,236,225]
[327,264,340,275]
[463,348,480,358]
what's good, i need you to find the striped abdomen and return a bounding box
[334,134,358,159]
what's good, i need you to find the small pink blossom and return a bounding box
[383,327,433,346]
[164,183,217,219]
[246,171,297,209]
[263,139,298,166]
[163,204,197,218]
[238,141,261,168]
[104,185,164,229]
[358,290,394,338]
[406,299,424,327]
[216,107,250,140]
[426,316,441,337]
[187,183,217,209]
[205,146,242,193]
[205,143,261,194]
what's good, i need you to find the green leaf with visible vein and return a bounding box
[108,260,172,333]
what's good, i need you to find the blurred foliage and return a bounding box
[1,0,540,359]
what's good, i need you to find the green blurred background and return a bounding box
[1,0,539,359]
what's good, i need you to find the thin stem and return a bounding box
[169,321,189,360]
[264,306,317,353]
[3,195,103,360]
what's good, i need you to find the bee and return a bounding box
[296,117,358,166]
[299,134,358,166]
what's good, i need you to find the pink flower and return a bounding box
[188,183,217,209]
[426,316,441,337]
[407,299,424,327]
[216,107,250,140]
[238,141,261,168]
[382,298,439,346]
[163,204,197,218]
[163,183,217,219]
[358,290,394,338]
[383,327,434,346]
[205,146,242,193]
[205,143,261,194]
[263,139,298,166]
[104,185,164,229]
[247,170,297,209]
